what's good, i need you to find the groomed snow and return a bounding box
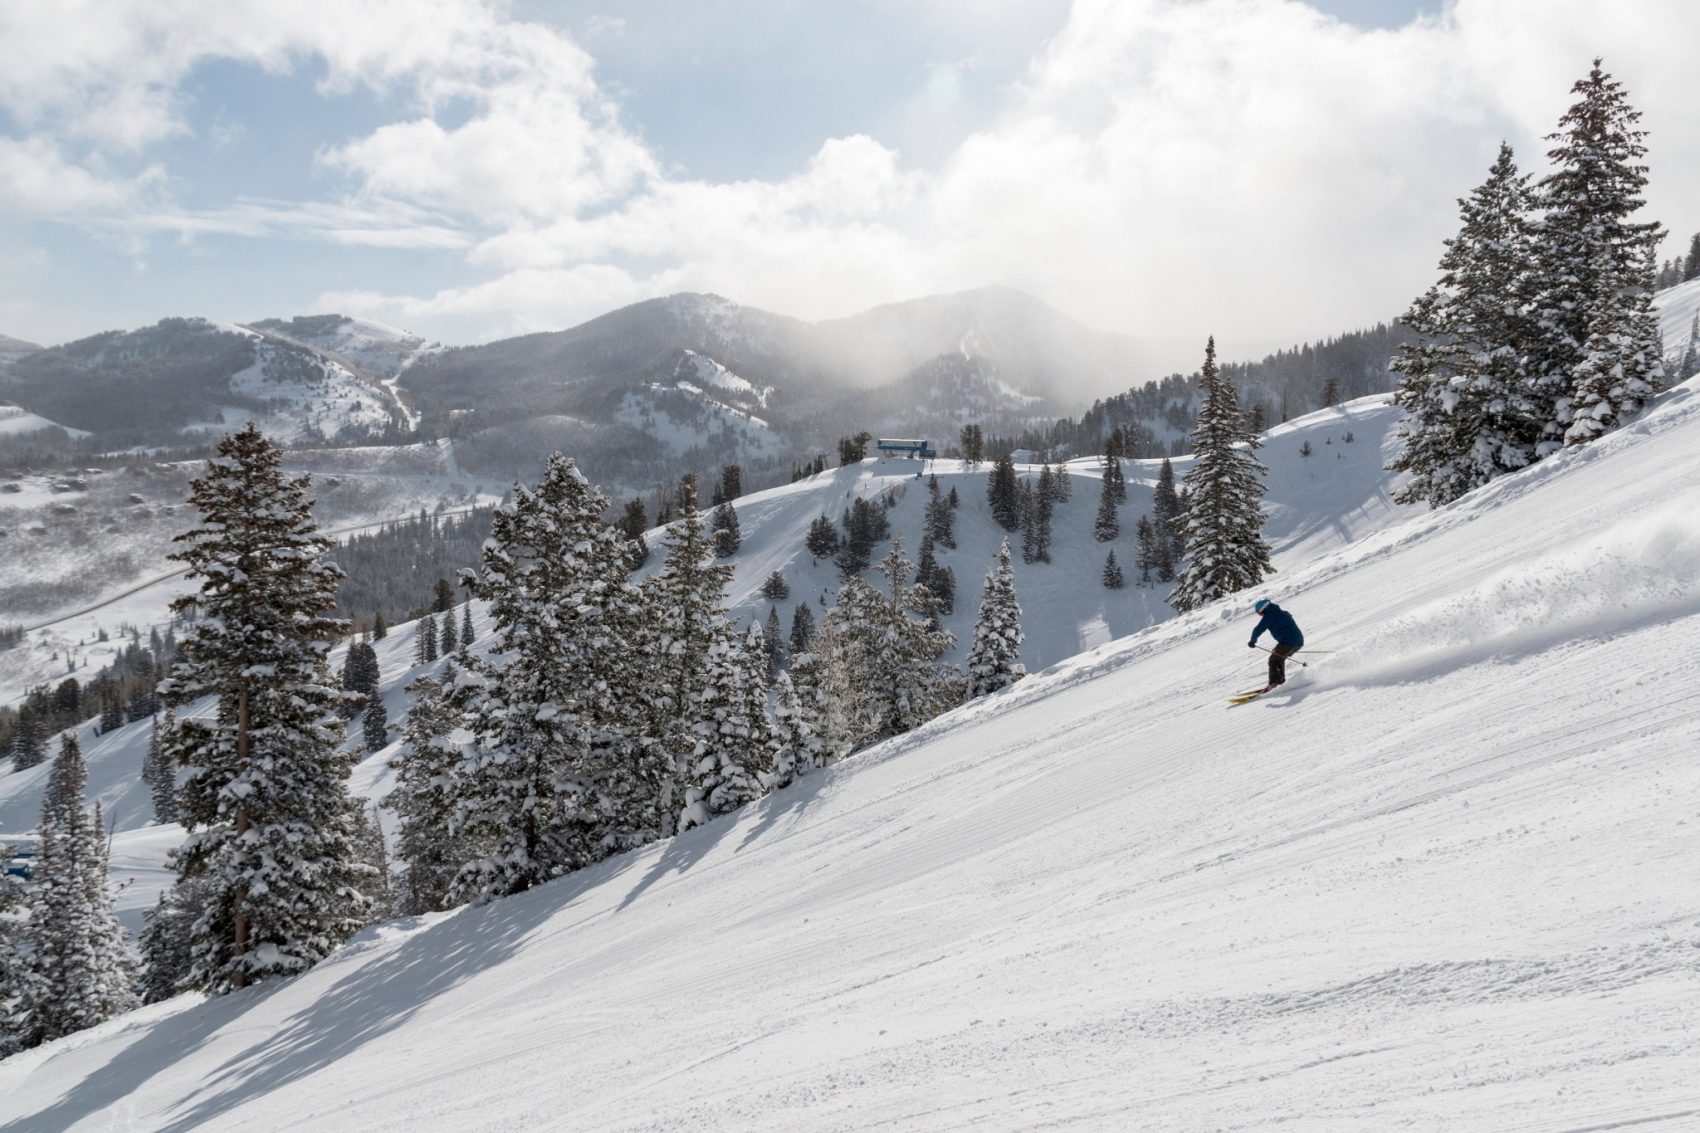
[4,359,1699,1128]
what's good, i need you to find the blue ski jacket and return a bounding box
[1250,603,1304,649]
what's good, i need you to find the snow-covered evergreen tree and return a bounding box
[930,564,957,618]
[1564,243,1665,446]
[764,606,786,679]
[1153,458,1184,575]
[711,501,742,557]
[1020,478,1052,564]
[415,614,439,665]
[10,713,43,770]
[760,570,790,601]
[1171,339,1275,613]
[820,539,963,750]
[137,894,185,1005]
[362,688,389,752]
[142,712,179,824]
[1102,549,1125,590]
[805,515,840,561]
[789,634,856,762]
[1094,466,1119,542]
[0,849,35,1056]
[137,870,217,1004]
[18,736,138,1046]
[789,602,816,655]
[765,668,823,791]
[987,454,1020,530]
[459,601,476,648]
[158,423,369,993]
[448,453,652,901]
[353,641,381,692]
[967,539,1025,698]
[1390,144,1544,505]
[1679,313,1700,381]
[1103,434,1128,502]
[638,477,738,838]
[1528,59,1664,452]
[352,803,392,922]
[387,675,465,916]
[438,605,459,654]
[1135,515,1156,585]
[926,473,957,547]
[679,622,774,833]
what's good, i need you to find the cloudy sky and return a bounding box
[2,0,1695,367]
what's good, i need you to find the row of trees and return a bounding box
[18,426,1028,1033]
[988,340,1273,616]
[1651,231,1700,290]
[5,626,179,769]
[1391,60,1669,507]
[1,735,138,1055]
[384,458,1028,912]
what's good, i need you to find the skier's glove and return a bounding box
[1247,641,1257,648]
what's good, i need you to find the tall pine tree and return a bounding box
[639,477,738,839]
[142,711,179,824]
[18,736,137,1046]
[1390,143,1544,505]
[678,622,774,833]
[447,453,652,901]
[1093,466,1120,542]
[1170,339,1274,613]
[1529,59,1664,452]
[386,675,467,916]
[159,424,368,993]
[967,539,1025,698]
[987,454,1020,531]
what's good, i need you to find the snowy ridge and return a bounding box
[0,404,88,438]
[673,349,772,408]
[5,367,1700,1125]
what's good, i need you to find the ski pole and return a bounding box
[1251,644,1310,668]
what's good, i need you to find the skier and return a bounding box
[1248,597,1303,692]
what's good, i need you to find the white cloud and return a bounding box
[0,137,160,214]
[6,0,1700,352]
[421,0,1700,346]
[125,199,473,250]
[0,0,655,227]
[318,263,657,340]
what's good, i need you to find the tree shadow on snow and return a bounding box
[615,767,837,914]
[0,993,241,1133]
[614,805,743,913]
[733,768,834,855]
[59,878,582,1133]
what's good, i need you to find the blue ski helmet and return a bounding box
[1253,597,1270,613]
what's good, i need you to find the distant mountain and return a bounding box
[245,314,436,382]
[0,332,40,369]
[399,288,1156,477]
[0,290,1156,488]
[0,316,419,449]
[814,286,1151,402]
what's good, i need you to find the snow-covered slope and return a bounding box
[690,395,1402,672]
[243,315,433,383]
[0,404,87,438]
[0,334,40,369]
[5,362,1700,1126]
[1658,275,1700,352]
